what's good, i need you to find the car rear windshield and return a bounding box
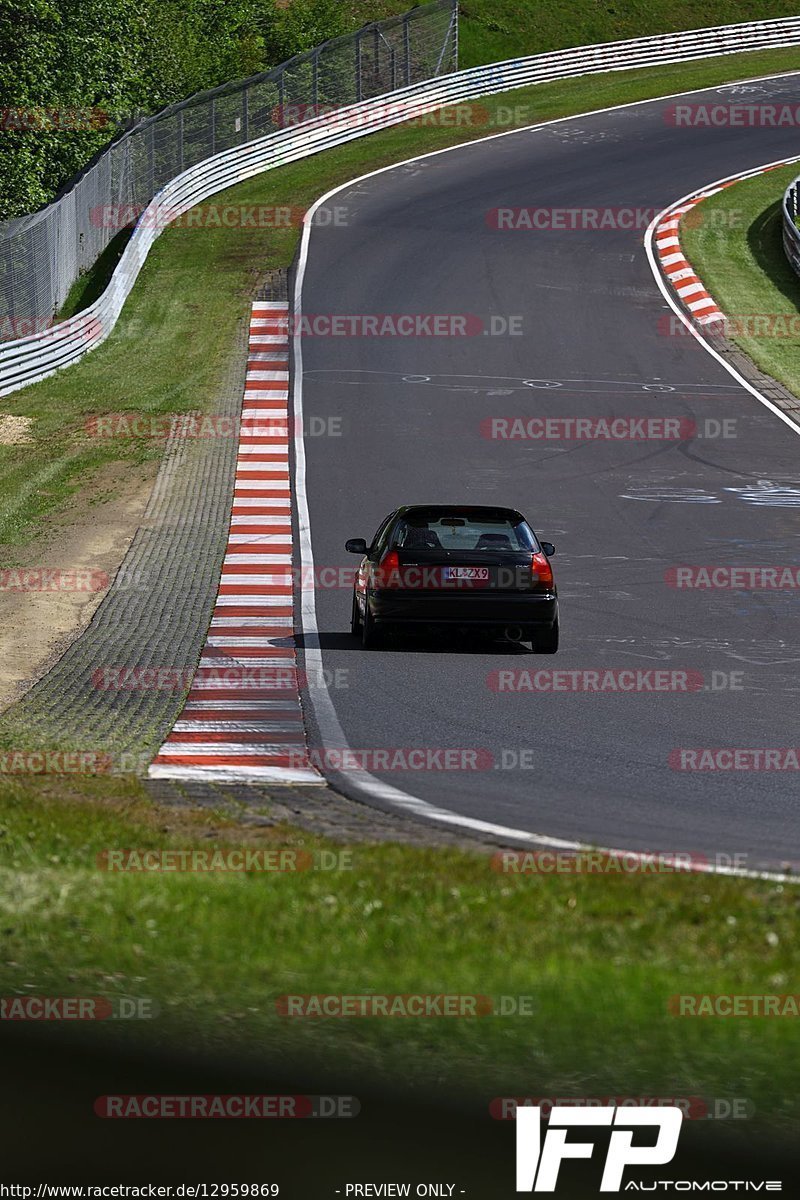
[394,511,535,552]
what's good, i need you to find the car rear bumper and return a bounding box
[369,590,557,627]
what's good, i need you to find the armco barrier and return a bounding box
[782,175,800,275]
[3,14,800,397]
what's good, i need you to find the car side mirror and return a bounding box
[541,541,556,557]
[345,538,368,554]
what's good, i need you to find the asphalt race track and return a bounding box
[297,72,800,870]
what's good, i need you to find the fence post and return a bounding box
[403,14,411,85]
[277,69,285,126]
[242,86,249,143]
[210,96,216,156]
[452,0,459,70]
[148,122,155,196]
[374,25,380,92]
[177,107,185,172]
[312,50,319,111]
[1,238,16,324]
[355,31,362,102]
[434,2,457,77]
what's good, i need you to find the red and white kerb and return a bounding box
[149,301,321,784]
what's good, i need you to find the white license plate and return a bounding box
[443,566,489,581]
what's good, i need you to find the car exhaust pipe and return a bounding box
[505,625,524,642]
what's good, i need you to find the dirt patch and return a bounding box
[0,415,33,445]
[0,458,158,712]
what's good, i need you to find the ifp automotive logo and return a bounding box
[515,1105,783,1191]
[516,1105,681,1192]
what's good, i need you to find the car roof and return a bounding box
[394,504,527,522]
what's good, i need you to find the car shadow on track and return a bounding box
[295,631,537,655]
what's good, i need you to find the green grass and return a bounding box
[58,228,133,320]
[0,776,798,1124]
[681,162,800,395]
[3,44,800,553]
[455,1,800,67]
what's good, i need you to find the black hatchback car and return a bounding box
[345,505,558,651]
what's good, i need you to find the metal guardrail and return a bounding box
[782,176,800,276]
[3,12,800,397]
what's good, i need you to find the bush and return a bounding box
[0,0,394,219]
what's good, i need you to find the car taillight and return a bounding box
[531,551,553,587]
[374,549,401,588]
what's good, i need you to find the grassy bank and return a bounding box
[681,161,800,396]
[3,45,800,554]
[0,777,798,1125]
[456,1,800,67]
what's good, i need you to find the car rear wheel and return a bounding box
[534,618,559,654]
[350,592,362,635]
[361,593,383,649]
